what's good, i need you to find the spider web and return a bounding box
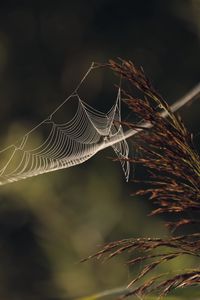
[0,61,194,187]
[0,63,129,186]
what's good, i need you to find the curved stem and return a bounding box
[100,82,200,150]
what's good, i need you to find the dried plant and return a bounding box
[84,59,200,299]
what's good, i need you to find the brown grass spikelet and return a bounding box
[84,59,200,298]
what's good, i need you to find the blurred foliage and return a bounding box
[0,0,199,299]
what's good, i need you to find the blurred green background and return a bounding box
[0,0,199,299]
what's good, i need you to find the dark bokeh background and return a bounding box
[0,1,199,299]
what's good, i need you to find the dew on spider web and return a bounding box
[0,64,130,185]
